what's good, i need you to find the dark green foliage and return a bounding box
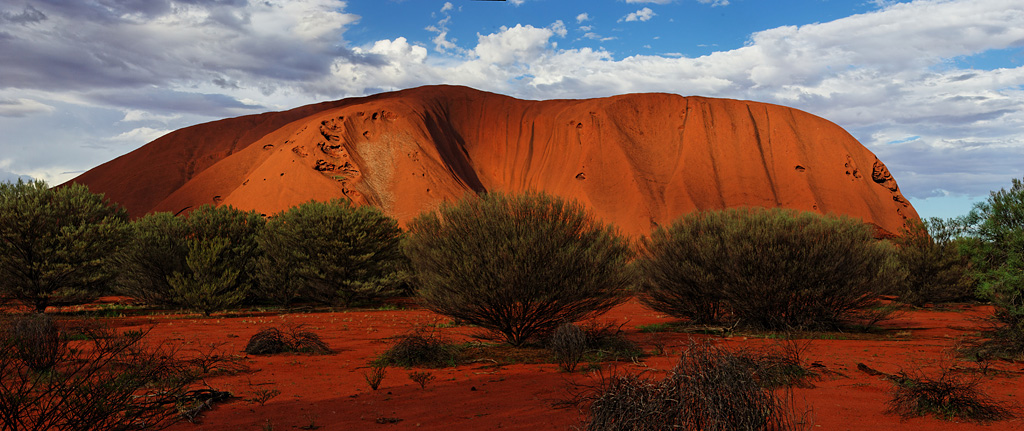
[243,326,330,355]
[893,218,975,306]
[168,238,244,316]
[0,180,129,312]
[377,330,459,368]
[957,178,1024,355]
[115,212,188,306]
[5,313,63,371]
[584,341,809,431]
[639,208,904,331]
[887,368,1012,422]
[119,205,264,314]
[0,318,218,431]
[257,199,406,307]
[405,191,634,346]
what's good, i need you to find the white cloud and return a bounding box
[621,7,656,22]
[109,127,172,143]
[550,20,567,37]
[121,110,181,123]
[441,2,453,13]
[576,13,590,23]
[697,0,730,6]
[625,0,672,4]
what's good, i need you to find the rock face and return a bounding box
[69,85,918,236]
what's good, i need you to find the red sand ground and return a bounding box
[51,300,1023,431]
[70,85,917,237]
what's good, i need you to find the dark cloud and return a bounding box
[86,89,267,117]
[0,4,46,23]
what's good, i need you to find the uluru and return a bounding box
[68,85,918,235]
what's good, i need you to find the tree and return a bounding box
[0,180,129,312]
[892,218,975,306]
[118,204,264,314]
[959,178,1024,353]
[257,199,406,307]
[639,208,905,330]
[405,191,634,346]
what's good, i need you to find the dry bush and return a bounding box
[6,313,64,371]
[243,326,330,355]
[408,371,435,389]
[887,368,1013,422]
[550,323,587,372]
[378,330,459,368]
[0,316,226,431]
[584,341,811,431]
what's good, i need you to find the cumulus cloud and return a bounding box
[697,0,730,6]
[576,13,590,23]
[621,7,656,22]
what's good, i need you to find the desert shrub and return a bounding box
[243,326,330,355]
[887,368,1012,422]
[639,208,905,331]
[585,341,809,431]
[893,218,975,306]
[550,323,588,372]
[956,178,1024,356]
[378,330,459,368]
[0,317,221,431]
[5,313,63,371]
[405,191,634,346]
[257,199,406,307]
[119,205,264,314]
[0,180,129,312]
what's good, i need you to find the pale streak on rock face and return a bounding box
[69,85,917,236]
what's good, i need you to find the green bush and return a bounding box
[257,199,406,307]
[893,218,975,306]
[639,208,904,331]
[0,180,129,312]
[243,326,331,355]
[405,191,634,346]
[118,205,264,314]
[957,177,1024,356]
[377,330,459,368]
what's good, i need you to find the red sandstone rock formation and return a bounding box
[69,85,918,236]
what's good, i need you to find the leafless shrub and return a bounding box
[550,323,587,372]
[364,364,387,390]
[887,368,1013,422]
[408,371,435,389]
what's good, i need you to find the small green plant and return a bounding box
[363,364,387,390]
[636,322,684,333]
[378,330,459,368]
[408,371,435,389]
[244,326,330,355]
[250,388,281,406]
[887,368,1012,422]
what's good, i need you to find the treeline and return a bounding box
[1,178,1021,350]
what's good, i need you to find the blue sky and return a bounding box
[1,0,1022,220]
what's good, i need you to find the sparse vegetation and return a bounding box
[584,341,811,431]
[0,315,226,430]
[550,322,588,372]
[405,191,634,346]
[257,199,407,307]
[0,180,129,312]
[639,208,904,331]
[243,326,331,355]
[408,371,435,389]
[887,368,1012,422]
[363,364,387,390]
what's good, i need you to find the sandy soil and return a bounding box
[42,299,1015,431]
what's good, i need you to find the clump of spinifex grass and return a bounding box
[887,368,1013,422]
